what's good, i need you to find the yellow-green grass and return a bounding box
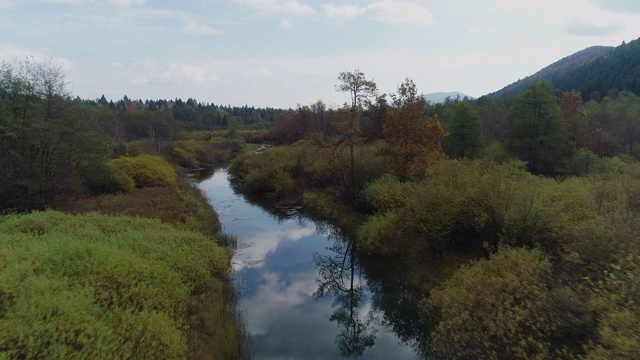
[0,211,237,359]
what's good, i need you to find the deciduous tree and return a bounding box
[379,78,444,180]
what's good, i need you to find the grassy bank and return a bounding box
[2,151,248,358]
[0,211,245,359]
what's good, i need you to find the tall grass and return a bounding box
[0,211,232,358]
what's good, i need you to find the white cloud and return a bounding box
[279,18,292,29]
[42,0,145,6]
[323,4,362,18]
[234,0,315,14]
[322,0,433,25]
[0,0,14,8]
[182,20,224,35]
[124,60,222,87]
[181,64,219,83]
[0,43,73,71]
[110,0,145,6]
[243,67,273,78]
[242,271,322,335]
[233,225,315,271]
[129,75,149,85]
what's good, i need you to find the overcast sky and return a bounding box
[1,0,639,108]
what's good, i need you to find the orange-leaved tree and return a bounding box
[379,78,445,180]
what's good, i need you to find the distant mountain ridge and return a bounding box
[487,45,614,99]
[424,91,475,103]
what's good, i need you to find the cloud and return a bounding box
[41,0,146,6]
[467,25,499,35]
[0,0,13,8]
[0,43,73,71]
[125,60,222,87]
[241,271,329,338]
[279,18,292,29]
[233,225,316,271]
[243,67,273,78]
[587,0,640,13]
[322,0,433,25]
[182,20,224,35]
[563,20,623,36]
[234,0,315,14]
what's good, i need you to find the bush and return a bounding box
[80,161,135,194]
[211,136,246,153]
[429,247,554,359]
[171,146,200,169]
[356,211,399,253]
[109,155,177,188]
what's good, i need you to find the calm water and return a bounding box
[197,169,426,359]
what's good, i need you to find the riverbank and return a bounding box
[0,156,249,358]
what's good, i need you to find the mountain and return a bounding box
[486,45,614,99]
[424,91,475,103]
[553,38,640,99]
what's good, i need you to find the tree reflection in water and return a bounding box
[313,223,377,358]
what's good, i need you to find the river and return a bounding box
[197,169,427,359]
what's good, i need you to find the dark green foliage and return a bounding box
[506,81,564,174]
[0,58,111,211]
[444,102,483,158]
[489,38,640,100]
[554,38,640,98]
[488,46,613,99]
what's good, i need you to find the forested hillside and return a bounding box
[489,36,640,100]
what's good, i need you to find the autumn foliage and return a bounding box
[379,78,445,180]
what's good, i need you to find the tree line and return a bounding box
[0,57,284,211]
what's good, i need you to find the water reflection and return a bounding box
[313,229,378,358]
[197,169,419,359]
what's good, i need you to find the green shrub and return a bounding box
[171,146,200,169]
[211,136,246,153]
[80,161,135,194]
[429,247,554,359]
[360,174,405,211]
[356,211,399,253]
[109,155,177,188]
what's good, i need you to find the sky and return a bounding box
[1,0,639,109]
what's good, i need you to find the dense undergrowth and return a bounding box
[0,211,240,359]
[228,141,640,359]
